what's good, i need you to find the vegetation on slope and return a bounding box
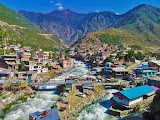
[0,4,66,51]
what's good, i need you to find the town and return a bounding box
[0,36,160,120]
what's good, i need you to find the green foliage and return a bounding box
[65,54,70,59]
[131,45,142,50]
[99,34,120,45]
[19,62,25,71]
[0,96,28,119]
[0,4,66,51]
[135,52,144,60]
[0,4,42,33]
[128,50,136,61]
[74,47,79,52]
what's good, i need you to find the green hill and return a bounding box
[74,4,160,52]
[0,4,66,51]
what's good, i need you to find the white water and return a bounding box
[4,61,97,120]
[4,61,142,120]
[77,89,119,120]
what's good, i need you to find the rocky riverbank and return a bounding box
[71,90,108,119]
[57,88,108,120]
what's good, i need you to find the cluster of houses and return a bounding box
[0,44,74,91]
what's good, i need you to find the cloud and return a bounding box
[50,1,53,3]
[96,10,100,13]
[56,2,64,10]
[115,13,119,15]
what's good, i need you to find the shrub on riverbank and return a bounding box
[0,93,33,119]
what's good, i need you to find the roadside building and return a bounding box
[133,65,158,78]
[112,68,129,79]
[147,77,160,88]
[82,80,94,93]
[0,54,19,72]
[65,80,75,92]
[29,108,60,120]
[148,60,160,72]
[0,69,11,80]
[112,85,156,110]
[11,80,20,91]
[62,58,74,69]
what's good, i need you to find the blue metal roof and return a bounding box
[137,65,150,69]
[0,70,11,75]
[29,109,60,120]
[82,81,94,85]
[66,80,74,84]
[120,85,155,100]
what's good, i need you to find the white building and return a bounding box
[112,85,156,109]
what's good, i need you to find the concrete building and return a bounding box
[62,58,74,69]
[147,77,160,88]
[82,80,94,93]
[112,85,156,110]
[133,65,158,78]
[149,60,160,72]
[112,68,129,79]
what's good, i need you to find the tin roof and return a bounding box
[0,69,11,75]
[82,81,94,85]
[118,85,155,100]
[29,109,60,120]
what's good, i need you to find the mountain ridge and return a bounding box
[18,4,160,47]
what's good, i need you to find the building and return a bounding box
[65,80,75,91]
[29,108,60,120]
[149,60,160,72]
[133,65,158,78]
[112,85,156,110]
[147,77,160,88]
[112,68,129,79]
[82,80,94,93]
[0,54,19,71]
[62,58,74,69]
[0,69,11,80]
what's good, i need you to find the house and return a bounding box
[62,58,74,69]
[65,80,75,91]
[105,62,112,78]
[133,65,158,78]
[11,80,20,91]
[10,80,28,90]
[29,108,60,120]
[0,69,11,80]
[147,77,160,88]
[82,80,94,93]
[0,80,9,90]
[0,54,19,71]
[112,85,156,110]
[112,68,129,79]
[148,60,160,72]
[20,81,28,89]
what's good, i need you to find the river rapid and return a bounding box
[4,61,142,120]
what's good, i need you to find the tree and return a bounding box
[128,49,135,62]
[135,52,144,60]
[74,47,79,53]
[19,62,25,71]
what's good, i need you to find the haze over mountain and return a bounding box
[19,4,160,46]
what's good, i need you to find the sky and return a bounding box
[0,0,160,14]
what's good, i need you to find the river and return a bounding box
[4,61,142,120]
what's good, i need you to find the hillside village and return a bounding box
[1,32,160,119]
[1,3,160,120]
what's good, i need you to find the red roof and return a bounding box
[151,86,160,91]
